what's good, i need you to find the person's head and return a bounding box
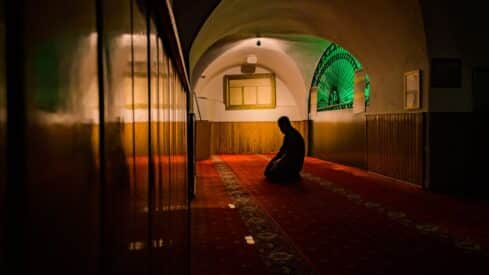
[278,116,292,134]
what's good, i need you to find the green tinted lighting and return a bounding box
[311,44,370,111]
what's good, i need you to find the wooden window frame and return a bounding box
[223,73,276,110]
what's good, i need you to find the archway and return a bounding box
[190,0,428,185]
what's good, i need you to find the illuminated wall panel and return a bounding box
[311,44,370,111]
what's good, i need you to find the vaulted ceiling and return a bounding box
[173,0,429,114]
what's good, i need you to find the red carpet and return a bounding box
[191,159,267,275]
[302,156,489,249]
[211,156,316,274]
[194,154,489,274]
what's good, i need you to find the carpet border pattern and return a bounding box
[256,154,488,257]
[212,156,316,275]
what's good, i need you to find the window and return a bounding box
[311,44,370,112]
[223,73,276,110]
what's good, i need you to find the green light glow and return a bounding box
[35,41,60,112]
[311,44,370,111]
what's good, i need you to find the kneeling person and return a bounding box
[264,116,305,183]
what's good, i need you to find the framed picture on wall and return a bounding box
[403,70,421,110]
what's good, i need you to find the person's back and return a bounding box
[264,116,305,182]
[280,126,305,173]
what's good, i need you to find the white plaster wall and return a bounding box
[192,37,315,118]
[196,66,303,121]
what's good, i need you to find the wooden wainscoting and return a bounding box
[208,121,308,155]
[196,120,211,160]
[367,113,424,185]
[312,110,367,169]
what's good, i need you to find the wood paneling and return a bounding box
[196,120,211,160]
[208,121,308,154]
[121,121,187,156]
[312,110,367,169]
[367,113,424,185]
[205,114,424,186]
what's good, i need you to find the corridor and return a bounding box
[2,0,489,274]
[192,155,489,274]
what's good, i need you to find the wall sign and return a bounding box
[404,70,421,110]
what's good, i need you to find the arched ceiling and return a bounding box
[185,0,429,113]
[172,0,221,58]
[193,35,331,116]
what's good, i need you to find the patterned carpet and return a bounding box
[191,159,267,275]
[192,154,489,275]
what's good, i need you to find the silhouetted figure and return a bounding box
[265,116,305,183]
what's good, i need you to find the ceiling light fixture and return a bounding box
[256,33,261,47]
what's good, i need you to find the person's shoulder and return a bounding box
[293,129,305,141]
[292,128,303,136]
